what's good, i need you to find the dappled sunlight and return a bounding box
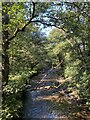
[37,86,51,90]
[2,2,90,119]
[35,94,59,101]
[24,67,89,119]
[22,65,90,120]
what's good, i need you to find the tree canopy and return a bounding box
[2,2,90,119]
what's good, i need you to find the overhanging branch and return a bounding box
[31,20,66,32]
[8,2,36,41]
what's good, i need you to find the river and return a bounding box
[23,68,89,120]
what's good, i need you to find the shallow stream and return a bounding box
[23,69,89,120]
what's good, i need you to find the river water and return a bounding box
[23,69,89,120]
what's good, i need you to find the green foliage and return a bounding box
[48,11,90,107]
[2,23,51,119]
[48,17,90,106]
[2,2,90,119]
[2,79,24,120]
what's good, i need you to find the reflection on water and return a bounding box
[24,89,60,119]
[23,69,89,120]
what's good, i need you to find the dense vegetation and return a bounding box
[2,2,90,119]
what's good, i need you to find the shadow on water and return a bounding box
[23,68,90,120]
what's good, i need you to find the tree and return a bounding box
[2,2,48,85]
[2,2,90,119]
[2,1,90,92]
[2,2,62,85]
[46,2,90,107]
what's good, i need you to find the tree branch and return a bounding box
[31,20,66,32]
[8,2,36,41]
[73,2,88,17]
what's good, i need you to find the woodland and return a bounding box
[2,2,90,120]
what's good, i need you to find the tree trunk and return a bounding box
[2,12,9,85]
[2,37,9,85]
